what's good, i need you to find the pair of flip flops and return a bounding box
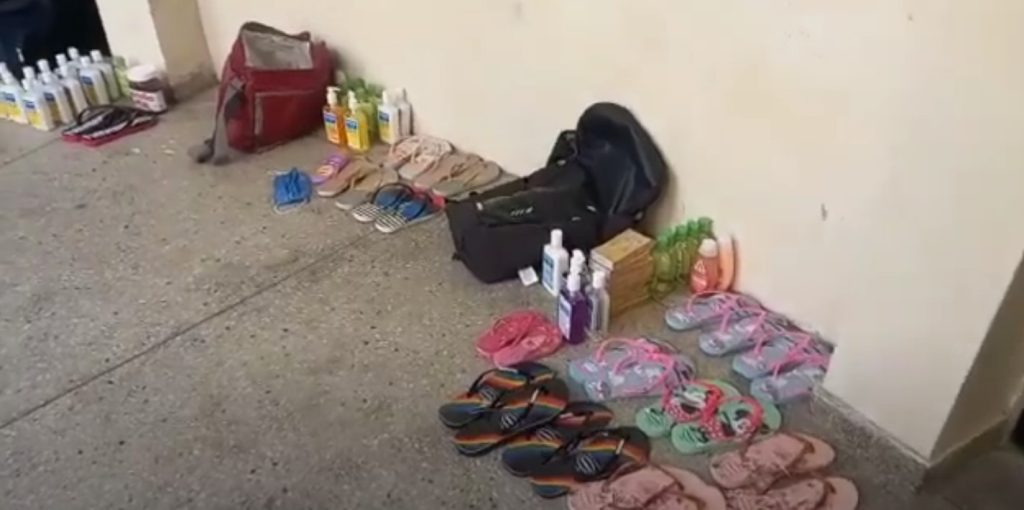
[61,105,159,147]
[636,379,782,455]
[568,463,726,510]
[476,310,562,367]
[350,183,443,233]
[385,135,454,180]
[412,152,503,198]
[710,432,858,509]
[438,364,651,499]
[567,337,694,402]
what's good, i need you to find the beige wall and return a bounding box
[932,257,1024,462]
[94,0,165,69]
[182,0,1024,457]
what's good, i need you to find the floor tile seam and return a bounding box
[0,138,61,170]
[0,229,376,431]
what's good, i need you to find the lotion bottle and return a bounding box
[90,50,121,99]
[344,90,370,152]
[541,229,569,296]
[377,90,401,145]
[59,64,89,115]
[1,72,26,123]
[21,79,55,131]
[557,273,591,345]
[78,56,110,106]
[588,270,611,334]
[322,86,346,146]
[39,72,73,125]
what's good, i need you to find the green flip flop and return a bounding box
[670,397,781,455]
[635,379,741,438]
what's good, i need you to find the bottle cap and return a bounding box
[55,54,68,66]
[698,238,720,258]
[90,50,103,62]
[550,229,563,248]
[567,273,581,293]
[571,249,585,265]
[80,56,92,66]
[22,66,35,79]
[347,90,358,110]
[68,47,80,59]
[381,90,390,105]
[37,60,51,73]
[593,270,607,289]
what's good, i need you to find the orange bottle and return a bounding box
[690,239,720,293]
[322,86,347,146]
[716,234,735,291]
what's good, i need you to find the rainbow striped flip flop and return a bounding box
[438,362,555,429]
[453,378,569,457]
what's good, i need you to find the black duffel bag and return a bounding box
[446,103,667,283]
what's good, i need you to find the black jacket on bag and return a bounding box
[446,103,668,283]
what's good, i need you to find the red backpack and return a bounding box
[191,22,334,164]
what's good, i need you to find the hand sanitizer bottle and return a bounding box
[78,56,110,106]
[541,229,569,296]
[1,71,27,123]
[588,270,611,335]
[21,79,56,131]
[39,72,73,125]
[344,90,371,152]
[557,273,591,345]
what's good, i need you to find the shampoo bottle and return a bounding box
[0,72,26,123]
[78,56,110,106]
[322,86,346,146]
[588,270,611,335]
[21,79,55,131]
[344,90,371,152]
[557,273,591,345]
[66,47,82,77]
[90,50,121,99]
[59,64,89,115]
[690,238,721,293]
[39,72,73,125]
[377,90,401,145]
[541,229,570,296]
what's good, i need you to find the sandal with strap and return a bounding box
[568,463,726,510]
[350,182,414,223]
[635,379,741,438]
[501,402,615,476]
[437,362,556,428]
[476,310,561,367]
[397,136,453,180]
[453,378,569,456]
[697,309,795,357]
[732,331,831,380]
[670,397,782,455]
[724,477,828,510]
[528,427,651,499]
[310,153,351,185]
[431,158,502,198]
[710,432,836,492]
[568,337,694,402]
[664,291,762,332]
[750,353,831,405]
[373,189,444,234]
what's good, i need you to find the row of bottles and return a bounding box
[323,85,413,151]
[542,229,611,345]
[0,47,125,131]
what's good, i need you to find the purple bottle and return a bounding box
[557,272,591,345]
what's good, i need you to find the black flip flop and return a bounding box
[501,402,615,477]
[452,378,569,457]
[438,362,555,429]
[528,426,651,499]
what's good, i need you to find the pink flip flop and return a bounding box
[820,477,859,510]
[568,463,726,510]
[724,477,827,510]
[476,310,561,366]
[710,432,836,492]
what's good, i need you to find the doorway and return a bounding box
[1,0,109,78]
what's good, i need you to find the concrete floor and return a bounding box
[0,94,1018,509]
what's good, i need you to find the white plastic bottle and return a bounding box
[40,72,74,125]
[90,50,121,99]
[22,67,39,91]
[1,72,26,123]
[67,47,82,76]
[541,229,570,296]
[395,88,413,137]
[21,79,56,131]
[55,53,69,72]
[377,90,401,145]
[588,270,611,334]
[78,56,110,106]
[37,59,52,76]
[59,64,89,115]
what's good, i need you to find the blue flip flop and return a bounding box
[374,191,442,233]
[272,169,312,214]
[350,183,413,223]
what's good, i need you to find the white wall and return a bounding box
[190,0,1024,457]
[94,0,165,70]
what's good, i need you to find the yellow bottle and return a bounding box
[323,87,347,146]
[344,90,371,152]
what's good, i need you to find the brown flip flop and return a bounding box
[316,158,376,198]
[431,158,502,198]
[710,433,835,492]
[333,166,399,211]
[724,477,827,510]
[568,464,725,510]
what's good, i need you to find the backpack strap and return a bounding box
[188,77,244,165]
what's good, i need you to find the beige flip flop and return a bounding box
[431,158,502,198]
[316,158,377,198]
[397,137,453,180]
[333,166,399,211]
[384,135,427,170]
[412,153,476,190]
[710,433,835,492]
